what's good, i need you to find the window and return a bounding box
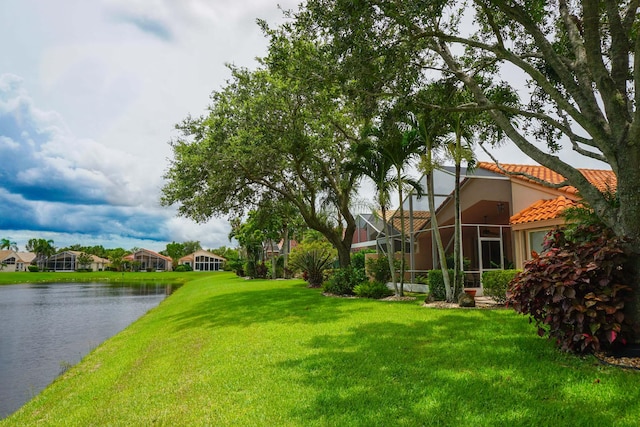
[528,230,549,258]
[195,255,222,271]
[4,257,15,265]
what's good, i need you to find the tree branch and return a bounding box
[478,143,570,189]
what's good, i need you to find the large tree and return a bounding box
[161,31,363,268]
[300,0,640,332]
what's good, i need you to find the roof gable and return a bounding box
[179,250,226,262]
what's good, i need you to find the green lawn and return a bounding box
[2,272,639,426]
[0,271,212,286]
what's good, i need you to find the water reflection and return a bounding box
[0,282,177,418]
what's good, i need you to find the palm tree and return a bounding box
[26,238,55,269]
[446,112,477,293]
[0,238,18,251]
[349,113,424,296]
[348,139,399,294]
[413,111,456,301]
[379,117,424,296]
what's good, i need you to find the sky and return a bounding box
[0,0,301,252]
[0,1,609,254]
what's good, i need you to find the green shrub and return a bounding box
[426,269,453,301]
[323,266,368,295]
[289,241,336,287]
[255,262,268,279]
[482,270,520,304]
[351,250,374,270]
[366,255,399,283]
[174,264,192,272]
[508,225,632,354]
[28,265,39,272]
[354,281,393,299]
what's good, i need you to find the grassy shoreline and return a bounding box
[2,272,640,425]
[0,271,214,286]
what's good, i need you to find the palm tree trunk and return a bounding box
[427,170,453,301]
[453,160,462,298]
[397,171,406,297]
[382,205,398,295]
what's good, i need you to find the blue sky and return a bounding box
[0,0,299,252]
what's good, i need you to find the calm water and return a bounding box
[0,282,176,418]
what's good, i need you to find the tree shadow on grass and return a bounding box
[278,312,640,426]
[166,281,373,331]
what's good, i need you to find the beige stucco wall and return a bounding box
[436,177,513,225]
[510,180,578,214]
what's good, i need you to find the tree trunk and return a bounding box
[270,240,277,279]
[397,174,406,297]
[335,241,351,268]
[426,170,453,301]
[453,160,462,298]
[282,227,290,278]
[382,205,398,295]
[614,153,640,340]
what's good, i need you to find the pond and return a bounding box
[0,282,177,418]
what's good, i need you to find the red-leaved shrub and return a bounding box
[507,225,633,354]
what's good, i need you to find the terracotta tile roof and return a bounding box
[383,210,431,234]
[510,196,578,225]
[478,162,616,195]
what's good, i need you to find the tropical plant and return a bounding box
[414,112,455,301]
[0,238,18,251]
[289,239,336,287]
[507,224,632,354]
[25,238,55,269]
[107,248,128,272]
[378,113,425,296]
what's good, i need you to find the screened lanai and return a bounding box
[377,166,515,291]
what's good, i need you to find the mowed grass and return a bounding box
[2,272,640,426]
[0,271,211,286]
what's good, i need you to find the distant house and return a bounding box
[124,249,173,271]
[179,250,226,271]
[0,250,36,272]
[356,162,616,294]
[45,251,110,272]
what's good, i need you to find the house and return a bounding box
[480,163,615,269]
[359,162,615,294]
[44,251,110,272]
[125,249,173,271]
[178,250,226,271]
[0,250,36,272]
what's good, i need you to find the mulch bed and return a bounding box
[594,352,640,370]
[422,298,505,309]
